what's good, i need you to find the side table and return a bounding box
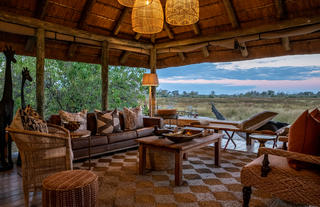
[249,133,277,149]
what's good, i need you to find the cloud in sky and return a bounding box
[214,54,320,70]
[159,77,320,91]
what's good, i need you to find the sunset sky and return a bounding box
[157,54,320,95]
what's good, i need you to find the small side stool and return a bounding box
[249,134,277,149]
[42,170,98,207]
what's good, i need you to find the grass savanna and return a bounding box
[157,97,320,124]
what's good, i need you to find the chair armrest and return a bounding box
[258,147,320,165]
[278,136,288,142]
[143,117,164,128]
[6,126,70,140]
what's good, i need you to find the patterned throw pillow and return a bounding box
[59,109,87,130]
[19,106,48,133]
[95,111,114,135]
[123,106,144,130]
[112,109,122,132]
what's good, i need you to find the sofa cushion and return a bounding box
[72,135,108,150]
[123,106,143,130]
[108,131,137,144]
[95,110,114,135]
[136,127,154,137]
[59,109,87,131]
[73,145,109,160]
[107,139,138,151]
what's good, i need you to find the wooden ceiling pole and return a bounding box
[113,7,130,35]
[68,0,96,58]
[25,0,49,52]
[164,22,186,62]
[101,40,109,111]
[120,51,131,64]
[192,23,210,58]
[36,28,45,118]
[274,0,291,51]
[222,0,240,28]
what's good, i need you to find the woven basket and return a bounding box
[146,148,174,170]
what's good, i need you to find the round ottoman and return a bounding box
[42,170,98,207]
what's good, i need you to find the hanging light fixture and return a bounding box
[132,0,163,34]
[118,0,153,8]
[166,0,199,26]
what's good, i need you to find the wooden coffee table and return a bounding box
[136,133,223,186]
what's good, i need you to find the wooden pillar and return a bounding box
[36,28,45,118]
[149,47,157,117]
[101,41,109,111]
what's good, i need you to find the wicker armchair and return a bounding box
[6,124,73,207]
[241,147,320,207]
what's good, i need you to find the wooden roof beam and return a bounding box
[202,47,210,58]
[113,7,130,36]
[192,23,201,35]
[178,52,185,62]
[239,42,248,57]
[35,0,49,20]
[164,23,174,39]
[120,51,131,64]
[78,0,96,29]
[222,0,239,28]
[274,0,287,20]
[25,0,49,52]
[274,0,290,51]
[155,15,320,49]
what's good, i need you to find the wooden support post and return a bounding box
[101,40,109,111]
[239,42,248,57]
[135,33,142,40]
[202,47,210,57]
[120,51,131,64]
[281,37,291,51]
[151,34,156,44]
[164,23,174,39]
[178,52,185,62]
[149,47,157,117]
[192,23,201,35]
[36,28,45,118]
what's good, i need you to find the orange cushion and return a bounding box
[288,110,320,169]
[310,108,320,123]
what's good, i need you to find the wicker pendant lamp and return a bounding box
[132,0,163,34]
[166,0,199,26]
[118,0,153,8]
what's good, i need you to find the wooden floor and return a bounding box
[0,136,277,207]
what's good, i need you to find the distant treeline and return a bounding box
[157,89,320,98]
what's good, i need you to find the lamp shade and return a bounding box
[142,73,159,86]
[118,0,153,8]
[166,0,199,26]
[132,0,163,34]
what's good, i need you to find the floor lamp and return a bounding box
[142,73,159,117]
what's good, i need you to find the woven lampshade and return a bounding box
[166,0,199,26]
[142,73,159,86]
[132,0,163,34]
[118,0,153,8]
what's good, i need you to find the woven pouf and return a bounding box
[42,170,98,207]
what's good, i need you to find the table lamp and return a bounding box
[142,73,159,116]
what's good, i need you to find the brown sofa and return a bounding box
[48,112,163,160]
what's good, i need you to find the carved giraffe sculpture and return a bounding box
[0,46,16,171]
[16,67,33,166]
[21,67,33,109]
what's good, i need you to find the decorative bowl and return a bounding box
[63,121,80,132]
[163,129,203,143]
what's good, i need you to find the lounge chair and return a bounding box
[191,111,279,149]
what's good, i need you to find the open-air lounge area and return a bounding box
[0,0,320,206]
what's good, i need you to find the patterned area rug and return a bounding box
[73,147,291,207]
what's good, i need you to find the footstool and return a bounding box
[250,133,277,148]
[42,170,98,207]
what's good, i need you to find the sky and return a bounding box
[157,54,320,95]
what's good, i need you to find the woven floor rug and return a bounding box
[73,147,301,207]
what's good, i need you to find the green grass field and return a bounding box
[157,97,320,124]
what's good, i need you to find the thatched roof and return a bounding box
[0,0,320,69]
